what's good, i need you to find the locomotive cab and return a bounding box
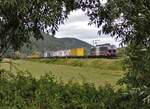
[90,43,117,57]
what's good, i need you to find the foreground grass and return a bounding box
[1,58,123,87]
[34,58,123,71]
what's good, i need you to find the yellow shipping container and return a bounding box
[27,51,40,58]
[70,48,85,56]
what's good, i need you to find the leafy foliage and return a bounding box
[0,70,150,109]
[81,0,150,88]
[82,0,150,45]
[121,45,150,87]
[0,0,79,56]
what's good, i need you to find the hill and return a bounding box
[21,32,93,54]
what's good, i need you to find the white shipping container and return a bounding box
[44,49,72,57]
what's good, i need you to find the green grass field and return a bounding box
[1,58,124,87]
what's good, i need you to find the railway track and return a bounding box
[45,56,116,59]
[19,55,117,60]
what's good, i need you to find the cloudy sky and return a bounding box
[55,9,120,47]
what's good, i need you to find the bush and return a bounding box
[0,70,149,109]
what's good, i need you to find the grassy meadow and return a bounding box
[1,58,124,87]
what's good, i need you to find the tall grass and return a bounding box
[35,58,123,71]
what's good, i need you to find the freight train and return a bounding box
[44,43,117,58]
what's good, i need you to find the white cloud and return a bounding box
[55,9,120,47]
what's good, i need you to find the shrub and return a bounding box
[0,70,149,109]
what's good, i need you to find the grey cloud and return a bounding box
[55,9,120,47]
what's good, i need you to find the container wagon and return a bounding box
[43,44,117,58]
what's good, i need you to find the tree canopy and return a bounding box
[83,0,150,45]
[0,0,80,56]
[78,0,150,88]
